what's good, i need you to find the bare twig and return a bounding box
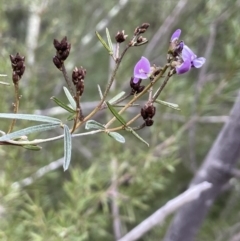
[117,182,212,241]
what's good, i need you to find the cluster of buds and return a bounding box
[115,30,128,43]
[72,67,86,96]
[9,53,25,84]
[134,23,150,36]
[141,104,156,127]
[130,77,145,94]
[53,37,71,70]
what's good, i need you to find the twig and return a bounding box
[117,182,212,241]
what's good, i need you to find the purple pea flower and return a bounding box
[133,56,151,84]
[176,45,206,74]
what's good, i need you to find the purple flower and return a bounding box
[170,29,181,42]
[176,45,206,74]
[133,56,151,83]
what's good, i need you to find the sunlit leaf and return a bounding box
[0,113,61,123]
[0,123,60,141]
[108,132,125,143]
[95,31,111,53]
[155,99,181,111]
[51,96,76,113]
[106,28,113,54]
[108,91,126,104]
[106,102,127,125]
[63,125,72,171]
[85,120,105,130]
[63,86,76,109]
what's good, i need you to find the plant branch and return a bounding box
[61,63,75,96]
[117,182,212,241]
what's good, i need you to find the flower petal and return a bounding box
[192,57,206,68]
[176,59,191,74]
[133,77,140,84]
[170,29,181,42]
[183,45,197,61]
[134,56,151,79]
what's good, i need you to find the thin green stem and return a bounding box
[62,63,75,96]
[8,83,20,133]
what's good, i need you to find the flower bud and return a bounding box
[115,30,128,43]
[9,53,25,83]
[53,56,62,69]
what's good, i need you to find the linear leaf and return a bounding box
[0,113,61,123]
[0,123,60,141]
[63,125,72,171]
[67,113,75,121]
[51,96,76,113]
[22,145,42,151]
[97,85,104,100]
[106,28,113,54]
[128,128,149,146]
[106,102,127,125]
[63,86,76,109]
[85,120,105,130]
[95,31,111,53]
[0,81,10,86]
[155,99,181,111]
[108,91,126,104]
[108,132,125,143]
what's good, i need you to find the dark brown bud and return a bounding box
[141,104,156,120]
[9,53,25,83]
[140,23,150,30]
[134,23,150,35]
[141,107,148,120]
[72,66,87,86]
[53,37,71,61]
[53,56,62,69]
[137,85,145,93]
[115,30,128,43]
[145,118,154,127]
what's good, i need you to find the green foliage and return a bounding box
[1,0,240,240]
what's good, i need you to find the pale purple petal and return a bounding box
[183,45,197,61]
[192,57,206,68]
[133,77,140,84]
[134,56,151,79]
[171,29,181,42]
[176,59,191,74]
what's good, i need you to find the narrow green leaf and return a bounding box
[127,128,149,147]
[106,102,127,125]
[95,31,111,53]
[63,125,72,171]
[0,81,10,86]
[63,86,76,109]
[106,28,113,54]
[108,132,125,143]
[97,85,104,100]
[51,96,76,113]
[0,113,61,123]
[108,91,126,104]
[22,145,42,151]
[67,113,75,121]
[85,120,105,130]
[155,99,181,111]
[0,123,60,141]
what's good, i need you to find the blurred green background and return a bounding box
[0,0,240,240]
